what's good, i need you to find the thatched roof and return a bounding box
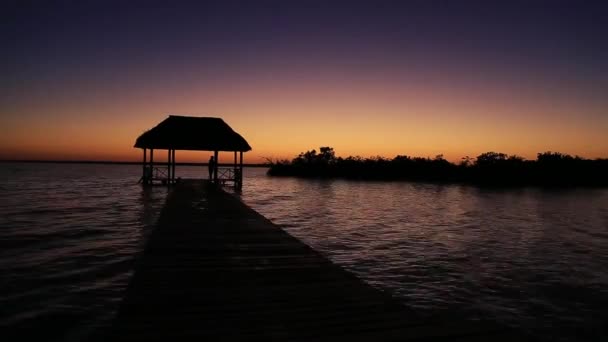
[134,116,252,152]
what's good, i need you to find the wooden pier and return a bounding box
[109,180,519,341]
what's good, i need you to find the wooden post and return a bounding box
[142,148,147,183]
[150,149,154,184]
[172,150,176,183]
[213,150,219,184]
[167,149,171,185]
[238,151,243,189]
[234,151,237,183]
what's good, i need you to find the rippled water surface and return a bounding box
[1,163,607,341]
[239,171,608,341]
[0,163,168,341]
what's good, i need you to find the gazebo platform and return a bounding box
[108,180,522,341]
[135,115,251,189]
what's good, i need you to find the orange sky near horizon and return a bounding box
[2,74,607,164]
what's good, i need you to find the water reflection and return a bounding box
[0,164,168,342]
[240,168,608,341]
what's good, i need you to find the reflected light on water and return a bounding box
[240,168,608,341]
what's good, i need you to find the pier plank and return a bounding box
[110,181,518,341]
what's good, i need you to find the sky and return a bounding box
[1,0,607,163]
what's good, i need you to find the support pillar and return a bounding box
[142,148,147,184]
[213,150,219,184]
[150,149,154,184]
[234,151,237,184]
[167,149,171,185]
[172,150,176,183]
[238,151,243,190]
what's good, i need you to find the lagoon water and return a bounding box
[1,163,607,341]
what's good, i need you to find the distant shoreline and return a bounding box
[267,147,608,188]
[0,160,270,167]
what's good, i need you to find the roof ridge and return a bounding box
[168,114,222,120]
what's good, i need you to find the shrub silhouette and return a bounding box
[267,147,608,187]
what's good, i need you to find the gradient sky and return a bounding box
[2,0,607,163]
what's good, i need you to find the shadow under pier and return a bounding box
[109,180,524,341]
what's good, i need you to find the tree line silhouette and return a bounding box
[266,147,608,187]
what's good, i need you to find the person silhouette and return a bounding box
[208,156,215,180]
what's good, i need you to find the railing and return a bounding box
[140,166,169,184]
[217,167,242,189]
[217,167,236,181]
[153,167,168,180]
[141,165,241,188]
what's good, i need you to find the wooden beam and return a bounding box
[213,150,219,184]
[234,151,237,185]
[172,150,176,183]
[150,149,154,184]
[142,148,147,182]
[167,149,171,185]
[239,151,243,189]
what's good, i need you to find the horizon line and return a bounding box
[0,159,270,167]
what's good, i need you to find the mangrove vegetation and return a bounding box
[267,147,608,187]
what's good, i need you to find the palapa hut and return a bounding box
[134,115,252,189]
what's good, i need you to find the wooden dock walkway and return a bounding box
[109,180,518,341]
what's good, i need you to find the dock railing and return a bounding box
[141,165,241,188]
[217,167,242,188]
[140,166,171,185]
[152,167,168,180]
